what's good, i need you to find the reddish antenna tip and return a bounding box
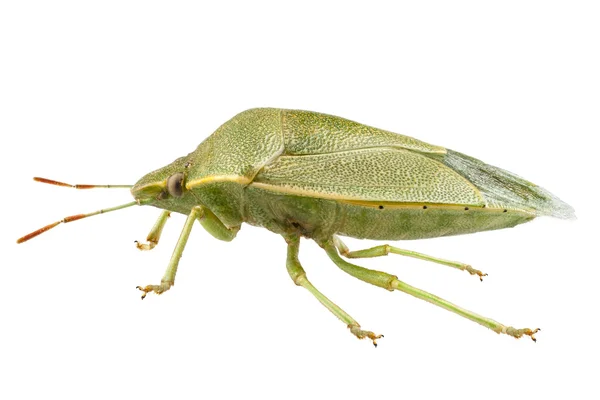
[16,200,140,244]
[32,177,132,189]
[33,177,73,187]
[16,221,61,244]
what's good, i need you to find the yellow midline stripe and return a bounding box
[249,182,535,214]
[184,177,535,215]
[186,175,252,189]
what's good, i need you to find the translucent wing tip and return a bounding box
[443,150,576,221]
[539,191,576,220]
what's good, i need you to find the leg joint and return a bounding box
[192,205,205,220]
[383,244,391,255]
[288,270,306,286]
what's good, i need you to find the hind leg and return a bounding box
[333,235,487,281]
[323,238,539,341]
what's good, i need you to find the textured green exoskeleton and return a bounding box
[18,108,575,346]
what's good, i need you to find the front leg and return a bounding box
[136,205,240,299]
[135,210,170,250]
[137,206,201,299]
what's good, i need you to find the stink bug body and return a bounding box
[18,108,574,345]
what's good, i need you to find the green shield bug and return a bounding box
[17,108,574,346]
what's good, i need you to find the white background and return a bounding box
[1,1,598,399]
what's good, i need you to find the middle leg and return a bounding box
[285,235,383,346]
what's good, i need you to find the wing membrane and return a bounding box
[443,150,575,219]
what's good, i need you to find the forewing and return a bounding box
[253,148,484,205]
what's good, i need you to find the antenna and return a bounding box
[17,201,142,243]
[17,176,145,243]
[33,176,133,189]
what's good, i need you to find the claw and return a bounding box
[134,240,157,251]
[136,285,154,300]
[349,324,384,347]
[464,265,488,281]
[526,328,541,342]
[505,326,541,342]
[135,286,147,300]
[136,281,173,299]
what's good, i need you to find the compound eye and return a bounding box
[166,172,185,197]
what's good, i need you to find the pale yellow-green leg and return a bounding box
[135,210,171,250]
[333,235,487,281]
[136,206,239,299]
[286,236,383,346]
[137,206,201,299]
[322,239,540,342]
